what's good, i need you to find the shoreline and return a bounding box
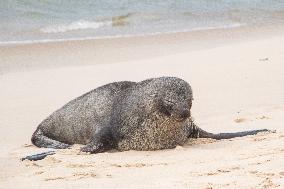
[1,23,284,75]
[0,23,246,46]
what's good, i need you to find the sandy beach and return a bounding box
[0,26,284,188]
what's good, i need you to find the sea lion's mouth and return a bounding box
[173,116,188,122]
[172,109,191,122]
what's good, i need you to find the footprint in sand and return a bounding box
[111,163,148,168]
[258,178,280,188]
[110,162,168,168]
[253,137,268,142]
[24,161,43,168]
[256,115,270,120]
[35,171,44,175]
[199,166,240,177]
[44,172,96,181]
[234,118,247,123]
[44,176,65,181]
[65,163,95,168]
[234,115,270,123]
[106,174,112,178]
[259,57,269,62]
[45,156,62,163]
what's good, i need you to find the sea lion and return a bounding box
[24,77,269,161]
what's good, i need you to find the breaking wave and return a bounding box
[40,20,112,33]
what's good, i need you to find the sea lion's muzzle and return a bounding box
[179,109,190,119]
[171,104,191,122]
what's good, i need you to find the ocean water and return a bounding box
[1,0,284,44]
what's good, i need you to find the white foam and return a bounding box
[40,20,112,33]
[0,22,246,46]
[190,23,245,31]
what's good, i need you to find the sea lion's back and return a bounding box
[37,81,135,145]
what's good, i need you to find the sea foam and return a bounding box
[40,20,112,33]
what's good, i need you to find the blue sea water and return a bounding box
[1,0,284,44]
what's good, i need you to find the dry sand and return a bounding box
[0,26,284,188]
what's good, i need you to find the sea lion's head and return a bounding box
[155,77,193,122]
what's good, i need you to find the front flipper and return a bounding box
[80,141,107,153]
[80,127,114,154]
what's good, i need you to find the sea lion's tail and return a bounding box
[188,120,273,140]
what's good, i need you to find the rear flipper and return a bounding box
[23,129,71,161]
[187,120,274,140]
[21,151,56,161]
[31,129,71,149]
[198,128,272,140]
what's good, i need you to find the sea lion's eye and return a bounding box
[159,99,175,116]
